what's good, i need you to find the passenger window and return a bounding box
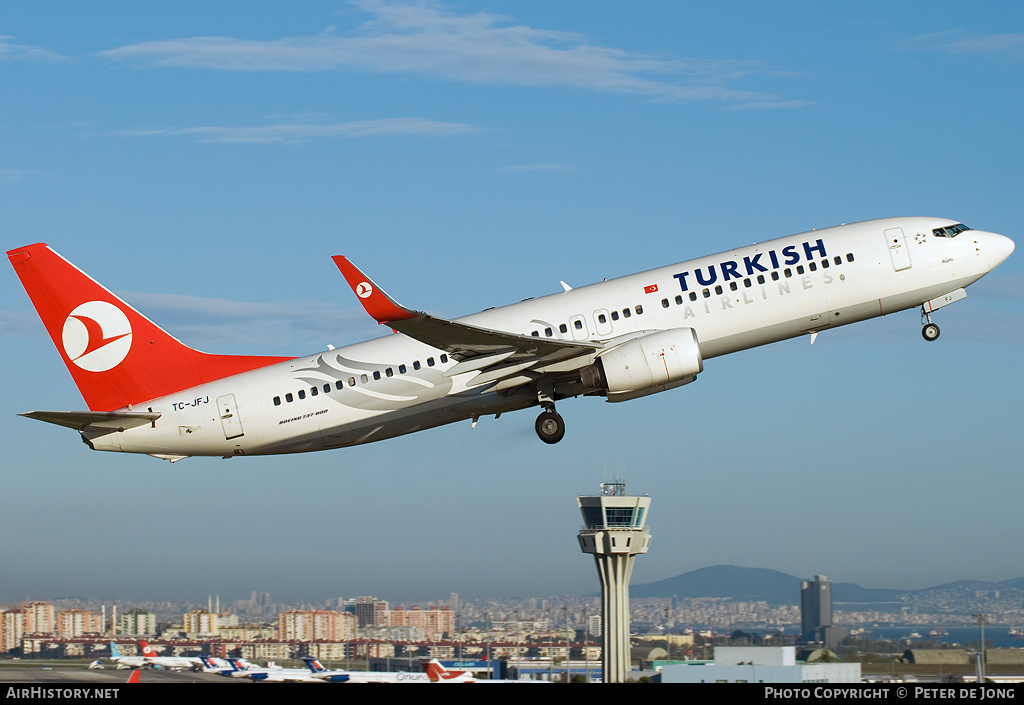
[323,384,331,393]
[360,374,368,383]
[757,275,766,285]
[675,295,683,305]
[689,292,697,302]
[427,357,435,367]
[796,265,805,275]
[399,364,406,374]
[273,396,281,406]
[661,298,669,308]
[347,378,355,387]
[559,323,568,333]
[440,354,448,363]
[373,371,381,380]
[298,389,306,399]
[821,259,829,269]
[611,311,619,321]
[809,262,817,272]
[846,253,855,262]
[771,271,780,281]
[714,285,723,295]
[574,320,583,329]
[285,393,293,403]
[413,361,421,370]
[743,279,752,288]
[545,327,553,336]
[310,386,318,396]
[531,331,539,337]
[702,289,710,298]
[834,256,842,265]
[598,314,607,324]
[784,268,792,278]
[729,282,738,292]
[385,368,393,377]
[635,305,643,315]
[622,309,631,318]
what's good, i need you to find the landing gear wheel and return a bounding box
[922,323,940,342]
[535,410,565,444]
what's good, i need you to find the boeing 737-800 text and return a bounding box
[8,217,1013,461]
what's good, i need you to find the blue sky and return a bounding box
[1,1,1021,604]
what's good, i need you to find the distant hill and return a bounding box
[830,582,903,605]
[631,565,802,604]
[1001,577,1024,591]
[631,565,941,606]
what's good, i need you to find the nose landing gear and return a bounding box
[921,306,940,342]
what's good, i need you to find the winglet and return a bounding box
[332,255,419,324]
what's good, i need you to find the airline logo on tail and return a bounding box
[355,282,373,298]
[62,301,132,372]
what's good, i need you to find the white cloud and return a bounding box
[117,117,481,144]
[99,0,802,108]
[0,36,64,62]
[946,33,1024,59]
[497,163,575,173]
[907,31,1024,60]
[117,291,380,348]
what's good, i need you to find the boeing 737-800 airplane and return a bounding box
[8,217,1013,461]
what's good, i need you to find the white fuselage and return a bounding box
[84,217,1011,459]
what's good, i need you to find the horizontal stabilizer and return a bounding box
[20,409,161,432]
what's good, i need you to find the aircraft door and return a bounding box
[217,394,244,440]
[885,228,912,271]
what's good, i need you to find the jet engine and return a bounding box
[581,327,703,402]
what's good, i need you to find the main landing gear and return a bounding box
[921,306,940,342]
[534,387,565,444]
[536,408,565,444]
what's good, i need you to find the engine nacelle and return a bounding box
[582,328,703,402]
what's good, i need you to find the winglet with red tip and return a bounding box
[332,256,419,324]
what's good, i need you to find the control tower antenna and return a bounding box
[576,480,651,683]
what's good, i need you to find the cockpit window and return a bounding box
[932,223,971,238]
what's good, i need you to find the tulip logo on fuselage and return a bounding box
[61,301,132,372]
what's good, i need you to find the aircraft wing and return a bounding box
[333,256,599,365]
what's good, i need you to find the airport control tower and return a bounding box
[577,481,651,683]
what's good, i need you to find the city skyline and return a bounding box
[4,563,1024,609]
[1,2,1021,603]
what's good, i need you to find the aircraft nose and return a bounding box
[987,231,1015,268]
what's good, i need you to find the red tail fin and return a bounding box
[8,244,292,411]
[424,659,468,681]
[424,660,445,680]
